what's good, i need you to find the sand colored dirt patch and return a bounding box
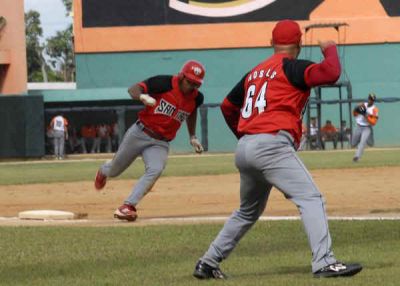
[1,167,399,225]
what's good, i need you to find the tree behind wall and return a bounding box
[25,0,74,82]
[45,0,75,82]
[25,10,63,82]
[46,24,75,82]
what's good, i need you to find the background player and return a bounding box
[193,20,362,279]
[50,114,68,160]
[320,120,338,149]
[94,60,205,221]
[352,93,379,162]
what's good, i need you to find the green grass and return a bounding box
[0,220,399,285]
[299,149,400,169]
[1,149,400,185]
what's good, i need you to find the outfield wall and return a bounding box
[71,43,400,152]
[28,43,400,153]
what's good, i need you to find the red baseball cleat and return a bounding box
[94,169,107,190]
[114,204,138,222]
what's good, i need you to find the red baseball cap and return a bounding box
[272,20,302,45]
[180,60,205,85]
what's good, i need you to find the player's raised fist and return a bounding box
[318,40,336,52]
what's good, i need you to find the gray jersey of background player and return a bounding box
[94,60,206,222]
[50,114,68,160]
[351,93,379,162]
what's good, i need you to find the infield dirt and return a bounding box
[1,167,399,225]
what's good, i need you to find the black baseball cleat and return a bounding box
[353,156,359,162]
[314,262,363,278]
[193,260,227,280]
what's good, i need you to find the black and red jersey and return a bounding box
[137,75,204,141]
[221,45,340,147]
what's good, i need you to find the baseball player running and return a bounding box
[193,20,362,280]
[94,60,205,221]
[351,93,379,162]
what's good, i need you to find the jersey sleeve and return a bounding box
[139,75,173,95]
[304,44,341,87]
[282,59,314,90]
[226,74,247,106]
[195,92,204,108]
[367,106,379,126]
[221,74,248,139]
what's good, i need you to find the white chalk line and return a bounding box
[2,148,400,165]
[145,215,400,222]
[1,215,399,225]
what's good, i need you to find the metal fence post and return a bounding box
[199,106,208,151]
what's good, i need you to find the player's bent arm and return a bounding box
[367,107,379,126]
[367,115,378,126]
[221,74,247,139]
[186,110,198,138]
[186,111,204,153]
[304,43,341,87]
[128,84,144,101]
[221,98,242,139]
[128,84,156,106]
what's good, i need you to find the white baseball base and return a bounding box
[18,210,76,220]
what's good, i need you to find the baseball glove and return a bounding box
[354,105,366,115]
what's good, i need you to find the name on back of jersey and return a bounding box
[247,68,277,82]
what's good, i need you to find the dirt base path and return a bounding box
[1,167,399,226]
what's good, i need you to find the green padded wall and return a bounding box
[0,96,45,157]
[73,44,400,151]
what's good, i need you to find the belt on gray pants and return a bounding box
[135,121,170,142]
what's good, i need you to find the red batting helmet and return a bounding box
[180,60,205,85]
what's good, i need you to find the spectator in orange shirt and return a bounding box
[80,124,97,153]
[320,120,338,149]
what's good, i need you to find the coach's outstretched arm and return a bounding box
[304,41,341,87]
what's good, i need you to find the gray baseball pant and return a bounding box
[53,130,65,158]
[351,125,374,159]
[200,132,336,273]
[100,123,169,206]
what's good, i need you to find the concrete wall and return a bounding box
[0,0,27,95]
